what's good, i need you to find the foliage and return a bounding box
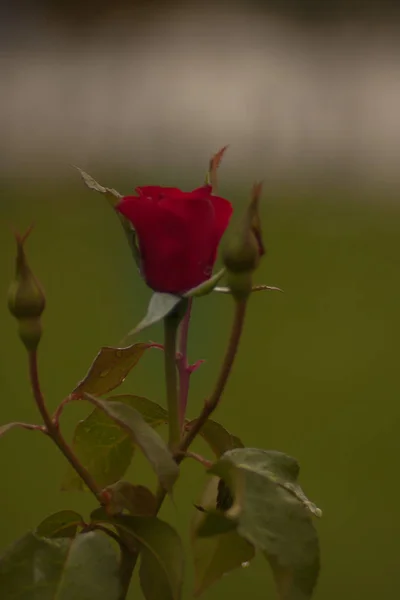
[1,151,320,599]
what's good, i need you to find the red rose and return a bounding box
[116,184,232,294]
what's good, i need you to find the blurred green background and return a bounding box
[2,0,400,597]
[1,174,399,599]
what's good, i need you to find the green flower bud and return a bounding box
[225,271,254,301]
[223,230,261,274]
[17,318,43,352]
[222,182,265,298]
[8,228,45,350]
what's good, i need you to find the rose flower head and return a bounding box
[116,185,232,294]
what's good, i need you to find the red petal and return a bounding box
[116,186,233,294]
[135,186,185,200]
[117,193,215,293]
[189,184,213,200]
[209,194,233,244]
[117,194,153,223]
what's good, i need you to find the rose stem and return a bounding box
[179,298,247,453]
[164,313,181,450]
[28,349,136,597]
[177,298,192,429]
[27,349,103,503]
[154,297,248,510]
[121,297,247,591]
[28,348,142,600]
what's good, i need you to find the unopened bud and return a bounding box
[17,318,43,352]
[222,183,265,298]
[223,229,261,274]
[225,271,253,301]
[8,228,45,350]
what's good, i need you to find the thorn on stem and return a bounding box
[188,359,205,374]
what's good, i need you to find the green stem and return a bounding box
[155,298,248,510]
[164,314,181,450]
[177,298,192,429]
[121,298,248,595]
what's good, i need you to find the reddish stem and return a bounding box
[156,298,248,511]
[179,299,247,455]
[177,298,193,429]
[52,395,75,428]
[177,451,212,469]
[10,422,46,433]
[28,350,103,503]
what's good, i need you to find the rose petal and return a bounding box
[209,194,233,244]
[135,186,185,200]
[116,185,232,294]
[189,184,213,199]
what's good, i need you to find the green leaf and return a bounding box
[91,513,184,600]
[196,419,244,457]
[210,448,321,599]
[75,166,142,267]
[196,510,237,537]
[83,395,179,493]
[107,395,168,427]
[105,481,157,516]
[36,511,84,538]
[61,395,168,492]
[264,551,321,600]
[125,293,183,340]
[192,477,255,597]
[194,531,254,597]
[0,530,121,599]
[184,269,225,298]
[61,397,136,491]
[73,343,152,397]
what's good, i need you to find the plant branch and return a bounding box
[177,298,192,429]
[28,350,136,597]
[27,350,103,503]
[52,395,75,428]
[153,299,248,520]
[119,298,248,594]
[0,422,46,434]
[179,298,247,455]
[176,451,212,469]
[164,314,181,450]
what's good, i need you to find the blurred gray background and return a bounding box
[1,0,400,185]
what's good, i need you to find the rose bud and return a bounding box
[222,183,265,299]
[8,228,46,350]
[116,185,232,295]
